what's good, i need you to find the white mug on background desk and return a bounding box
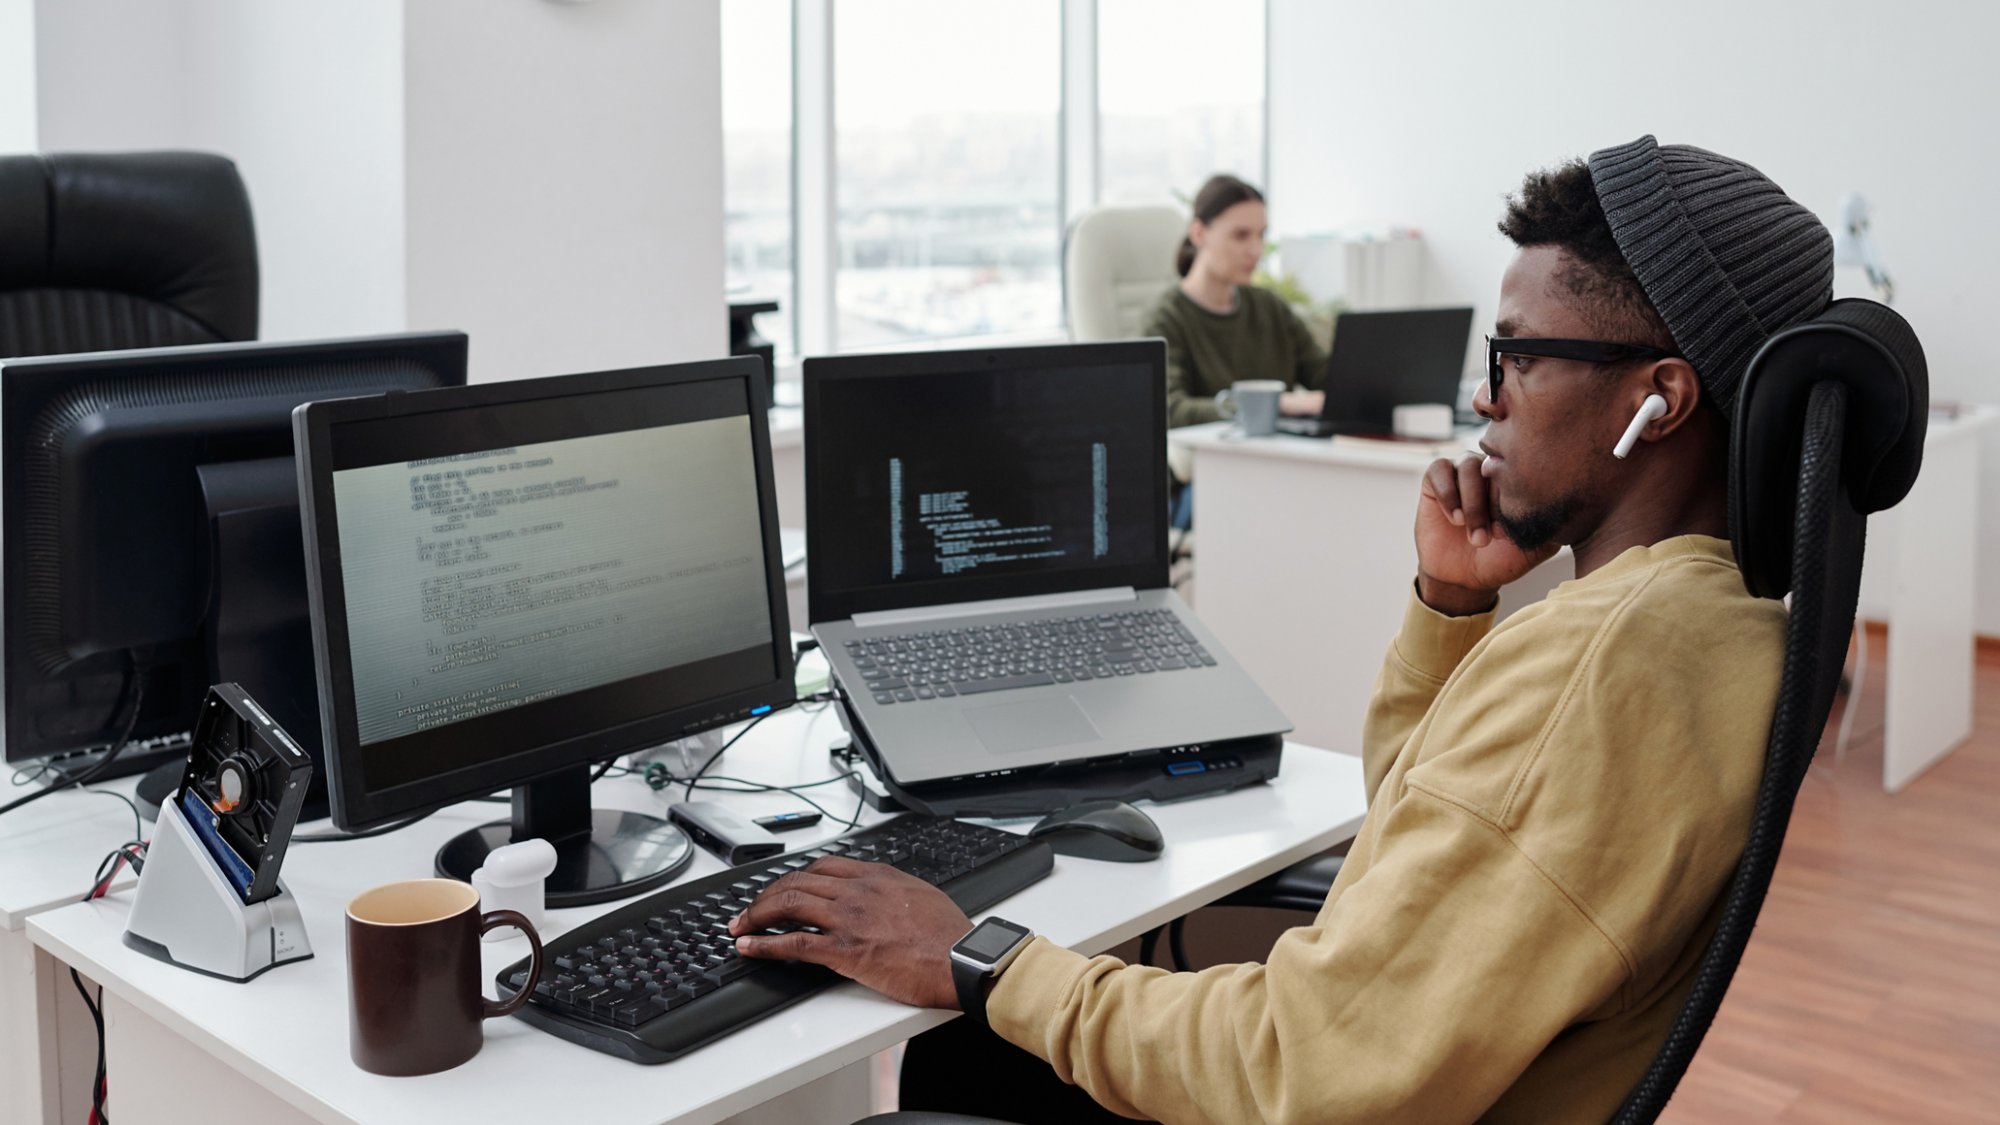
[1215,379,1286,437]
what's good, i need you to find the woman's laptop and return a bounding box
[1279,306,1476,437]
[803,340,1290,787]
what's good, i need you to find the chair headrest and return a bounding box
[1728,299,1928,598]
[0,151,259,341]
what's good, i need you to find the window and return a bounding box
[1097,0,1265,205]
[722,0,794,357]
[718,1,1268,361]
[833,1,1063,349]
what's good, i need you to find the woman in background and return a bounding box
[1143,174,1327,428]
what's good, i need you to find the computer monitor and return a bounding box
[0,333,470,808]
[293,358,796,905]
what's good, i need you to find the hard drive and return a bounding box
[175,684,314,905]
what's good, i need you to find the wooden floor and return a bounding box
[1662,630,2000,1123]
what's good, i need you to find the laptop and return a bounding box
[804,340,1291,787]
[1278,306,1476,437]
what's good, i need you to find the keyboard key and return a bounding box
[701,958,764,985]
[951,672,1054,695]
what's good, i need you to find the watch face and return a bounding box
[954,917,1031,965]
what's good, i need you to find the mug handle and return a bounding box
[480,910,545,1019]
[1213,388,1237,418]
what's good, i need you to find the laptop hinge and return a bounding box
[851,587,1139,630]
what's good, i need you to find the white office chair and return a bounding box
[1062,204,1185,341]
[1064,204,1197,555]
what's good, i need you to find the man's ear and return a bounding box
[1634,359,1704,441]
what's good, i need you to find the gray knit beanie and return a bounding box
[1587,135,1833,412]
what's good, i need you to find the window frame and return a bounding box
[740,0,1271,371]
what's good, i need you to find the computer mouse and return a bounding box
[1027,800,1163,863]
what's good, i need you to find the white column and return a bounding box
[0,0,35,152]
[402,0,725,381]
[792,0,837,358]
[34,0,408,343]
[1060,0,1099,228]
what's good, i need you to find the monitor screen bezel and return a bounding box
[802,339,1171,624]
[294,358,796,831]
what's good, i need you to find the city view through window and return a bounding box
[724,0,1266,356]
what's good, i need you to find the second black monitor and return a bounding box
[294,358,796,903]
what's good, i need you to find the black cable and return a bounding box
[0,664,146,822]
[76,785,145,846]
[685,772,869,830]
[70,968,107,1123]
[682,712,770,800]
[293,808,437,843]
[75,841,136,1125]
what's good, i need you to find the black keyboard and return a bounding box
[494,815,1053,1064]
[847,608,1219,705]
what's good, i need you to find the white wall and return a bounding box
[403,0,725,381]
[1270,0,2000,634]
[30,0,725,382]
[35,0,407,343]
[0,0,36,152]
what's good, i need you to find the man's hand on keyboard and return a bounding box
[729,856,970,1010]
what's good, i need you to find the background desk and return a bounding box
[28,708,1366,1125]
[1170,422,1571,753]
[1854,405,1997,790]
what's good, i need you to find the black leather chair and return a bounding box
[0,151,258,358]
[858,297,1929,1125]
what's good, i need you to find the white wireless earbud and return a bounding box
[1612,394,1669,460]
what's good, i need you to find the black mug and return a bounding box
[346,878,545,1076]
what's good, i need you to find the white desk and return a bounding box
[1170,423,1571,753]
[28,707,1367,1125]
[0,776,147,1125]
[1854,405,1998,790]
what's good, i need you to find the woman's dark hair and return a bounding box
[1177,174,1265,277]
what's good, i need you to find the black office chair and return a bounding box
[0,151,258,358]
[856,297,1928,1125]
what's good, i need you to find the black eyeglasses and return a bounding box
[1485,336,1678,403]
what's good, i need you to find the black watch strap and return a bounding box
[952,952,993,1028]
[951,917,1032,1028]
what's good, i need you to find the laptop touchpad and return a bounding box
[967,697,1101,755]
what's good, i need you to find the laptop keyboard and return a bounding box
[845,608,1218,705]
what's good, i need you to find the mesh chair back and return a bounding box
[1611,299,1927,1122]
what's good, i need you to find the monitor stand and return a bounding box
[434,764,693,908]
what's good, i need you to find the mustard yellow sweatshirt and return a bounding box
[987,536,1785,1124]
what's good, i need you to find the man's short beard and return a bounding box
[1496,494,1580,552]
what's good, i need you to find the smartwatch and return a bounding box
[949,916,1034,1028]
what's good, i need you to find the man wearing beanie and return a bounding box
[730,137,1829,1124]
